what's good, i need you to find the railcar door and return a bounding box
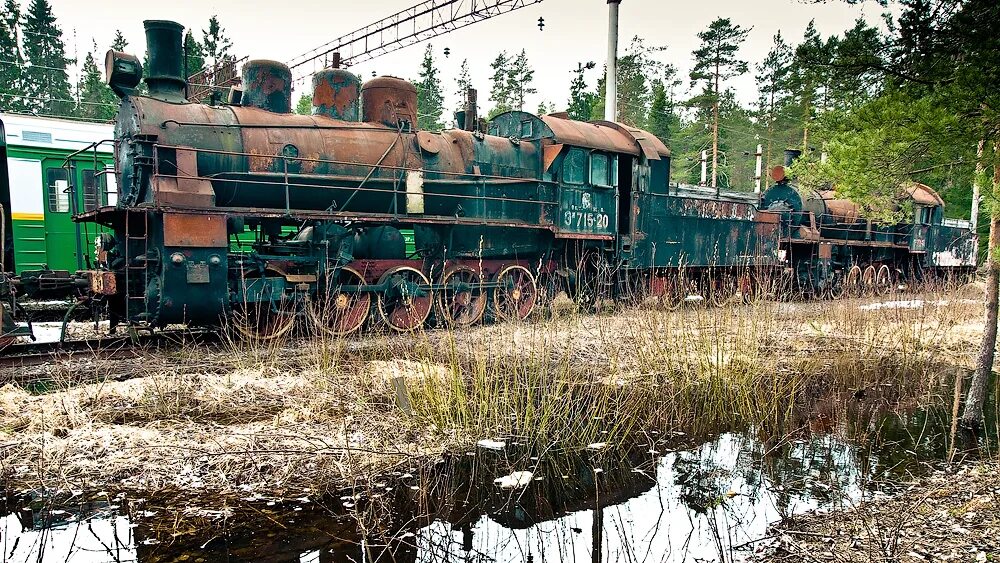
[616,155,634,252]
[6,157,46,273]
[0,118,11,272]
[41,158,77,271]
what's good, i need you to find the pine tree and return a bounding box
[689,17,750,189]
[201,15,231,70]
[566,61,596,121]
[756,31,793,171]
[828,18,885,109]
[788,20,832,151]
[0,0,24,113]
[110,29,127,51]
[508,49,536,111]
[76,41,116,120]
[21,0,74,116]
[414,44,444,130]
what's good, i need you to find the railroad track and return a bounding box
[0,330,219,369]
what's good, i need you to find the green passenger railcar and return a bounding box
[1,113,116,274]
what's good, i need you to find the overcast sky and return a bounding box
[44,0,891,118]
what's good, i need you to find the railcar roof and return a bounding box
[0,112,114,153]
[672,184,761,204]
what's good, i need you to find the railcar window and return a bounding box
[46,168,70,213]
[563,148,586,184]
[590,153,610,187]
[611,155,619,187]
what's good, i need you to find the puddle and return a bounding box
[2,400,995,562]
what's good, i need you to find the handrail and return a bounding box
[151,142,545,184]
[149,143,558,218]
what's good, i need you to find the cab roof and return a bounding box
[489,111,669,160]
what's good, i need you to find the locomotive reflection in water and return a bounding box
[0,19,977,340]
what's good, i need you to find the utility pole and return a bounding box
[972,139,984,231]
[604,0,621,122]
[753,143,763,194]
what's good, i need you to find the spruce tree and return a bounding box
[76,42,116,120]
[592,37,672,126]
[183,30,204,79]
[21,0,73,116]
[689,17,750,189]
[414,44,444,130]
[647,79,677,145]
[566,61,596,121]
[201,15,232,70]
[0,0,24,113]
[110,29,127,51]
[295,94,312,115]
[454,58,471,113]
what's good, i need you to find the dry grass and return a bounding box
[0,287,985,500]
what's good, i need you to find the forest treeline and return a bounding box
[1,0,996,227]
[0,0,232,120]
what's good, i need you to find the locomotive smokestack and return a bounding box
[783,149,803,168]
[143,20,186,101]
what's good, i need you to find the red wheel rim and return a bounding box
[310,266,370,336]
[493,265,537,321]
[437,266,487,326]
[377,266,433,331]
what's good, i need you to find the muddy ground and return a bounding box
[756,462,1000,562]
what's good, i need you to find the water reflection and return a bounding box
[1,403,994,563]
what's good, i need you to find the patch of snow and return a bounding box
[477,439,506,451]
[494,471,534,489]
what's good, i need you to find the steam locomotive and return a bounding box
[0,20,978,340]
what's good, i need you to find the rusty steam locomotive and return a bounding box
[0,20,979,339]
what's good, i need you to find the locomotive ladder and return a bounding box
[124,211,150,323]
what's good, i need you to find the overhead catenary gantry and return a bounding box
[286,0,544,77]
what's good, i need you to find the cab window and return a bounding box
[916,206,932,225]
[590,153,618,188]
[563,148,586,185]
[82,169,105,211]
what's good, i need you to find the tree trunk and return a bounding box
[712,60,720,192]
[962,142,1000,428]
[766,87,775,176]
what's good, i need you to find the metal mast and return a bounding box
[604,0,621,122]
[287,0,544,74]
